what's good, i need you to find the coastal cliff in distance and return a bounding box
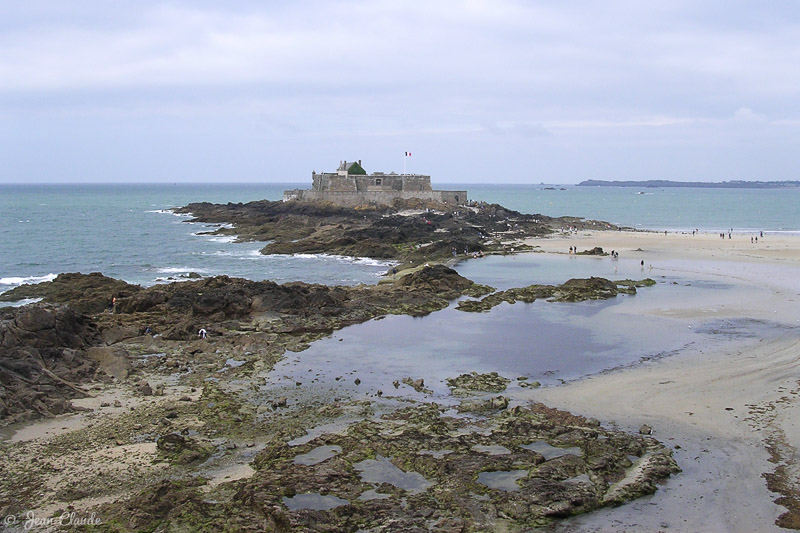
[578,179,800,189]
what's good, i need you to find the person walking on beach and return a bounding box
[199,328,207,339]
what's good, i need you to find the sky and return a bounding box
[1,1,799,184]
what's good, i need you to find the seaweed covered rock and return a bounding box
[552,277,619,301]
[229,403,679,531]
[447,371,511,396]
[457,395,510,412]
[156,433,215,465]
[97,401,679,531]
[457,277,655,312]
[394,265,474,297]
[112,479,213,531]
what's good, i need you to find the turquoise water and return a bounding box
[0,183,392,294]
[1,183,798,296]
[458,184,800,233]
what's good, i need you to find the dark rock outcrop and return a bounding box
[0,304,98,424]
[578,247,607,256]
[395,264,475,297]
[174,199,617,269]
[0,272,140,314]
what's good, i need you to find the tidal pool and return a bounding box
[522,441,582,460]
[293,445,342,466]
[282,493,349,511]
[477,470,529,491]
[264,254,780,402]
[354,455,432,494]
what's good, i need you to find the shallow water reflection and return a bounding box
[354,455,432,494]
[477,470,528,491]
[266,254,778,401]
[522,441,582,460]
[293,445,342,466]
[282,493,349,511]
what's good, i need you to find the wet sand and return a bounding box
[521,230,800,532]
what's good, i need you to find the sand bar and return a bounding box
[519,230,800,532]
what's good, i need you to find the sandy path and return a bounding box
[515,230,800,532]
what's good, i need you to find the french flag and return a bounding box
[405,151,411,156]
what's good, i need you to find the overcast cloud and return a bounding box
[1,0,799,183]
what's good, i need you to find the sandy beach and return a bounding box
[520,230,800,532]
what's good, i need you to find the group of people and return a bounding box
[452,246,485,258]
[720,229,765,241]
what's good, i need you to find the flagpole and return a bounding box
[403,153,406,176]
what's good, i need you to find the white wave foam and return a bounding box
[207,236,237,244]
[155,267,209,274]
[299,253,397,267]
[0,297,44,308]
[0,273,57,286]
[255,252,396,268]
[146,209,191,217]
[350,257,398,267]
[763,230,800,236]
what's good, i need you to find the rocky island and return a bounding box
[174,197,618,273]
[0,196,679,532]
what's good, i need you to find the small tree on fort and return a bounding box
[347,161,367,175]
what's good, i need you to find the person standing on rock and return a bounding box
[199,328,207,339]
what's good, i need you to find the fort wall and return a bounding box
[284,161,466,206]
[282,189,467,207]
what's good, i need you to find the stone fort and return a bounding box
[283,160,467,207]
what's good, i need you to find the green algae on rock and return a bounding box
[446,372,511,396]
[456,277,657,312]
[97,402,679,531]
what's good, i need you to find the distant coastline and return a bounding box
[577,179,800,189]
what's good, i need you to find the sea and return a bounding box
[1,182,797,295]
[1,182,796,388]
